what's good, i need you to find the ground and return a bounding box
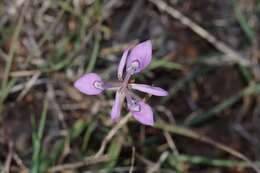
[0,0,260,173]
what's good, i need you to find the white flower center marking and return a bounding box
[93,81,103,90]
[126,60,140,74]
[128,100,141,112]
[131,60,140,69]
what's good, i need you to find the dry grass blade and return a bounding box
[0,1,29,118]
[163,132,179,154]
[149,0,250,66]
[11,78,47,94]
[155,122,260,173]
[95,113,132,157]
[13,153,28,172]
[119,0,144,39]
[129,147,136,173]
[47,84,67,129]
[3,142,13,173]
[147,151,169,173]
[48,155,110,172]
[17,72,41,101]
[1,5,25,89]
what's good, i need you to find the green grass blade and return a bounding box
[187,83,260,126]
[1,12,23,89]
[238,64,252,84]
[69,119,87,140]
[149,59,183,70]
[86,34,101,73]
[232,0,256,42]
[165,67,213,98]
[168,154,260,168]
[31,97,48,173]
[104,137,122,172]
[82,121,97,151]
[0,78,17,118]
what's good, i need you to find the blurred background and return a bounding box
[0,0,260,172]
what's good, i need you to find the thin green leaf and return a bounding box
[187,83,260,126]
[86,33,101,73]
[31,97,48,173]
[168,154,260,168]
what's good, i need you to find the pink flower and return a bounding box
[74,40,168,126]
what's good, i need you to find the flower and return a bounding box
[74,40,168,126]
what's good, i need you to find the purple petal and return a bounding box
[111,91,125,121]
[74,73,104,95]
[130,84,168,96]
[130,101,154,126]
[117,48,129,80]
[126,40,152,73]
